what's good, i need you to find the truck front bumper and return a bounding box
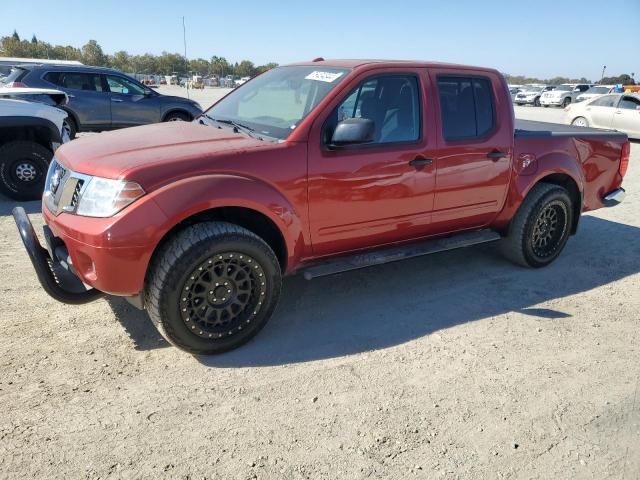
[539,97,564,106]
[12,206,103,304]
[603,188,626,207]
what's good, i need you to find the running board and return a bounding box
[302,230,501,280]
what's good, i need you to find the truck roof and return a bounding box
[287,58,499,73]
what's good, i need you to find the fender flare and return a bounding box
[145,174,306,270]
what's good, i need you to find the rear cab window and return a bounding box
[436,75,495,141]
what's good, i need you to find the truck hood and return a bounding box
[55,121,270,186]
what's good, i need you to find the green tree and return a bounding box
[31,35,38,44]
[210,56,231,77]
[235,60,255,77]
[12,30,20,41]
[81,40,107,66]
[255,62,278,75]
[108,50,130,72]
[601,74,635,85]
[188,58,210,75]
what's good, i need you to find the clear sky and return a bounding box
[3,0,639,80]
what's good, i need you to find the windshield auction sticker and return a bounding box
[305,71,344,83]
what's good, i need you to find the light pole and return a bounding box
[600,65,607,83]
[182,16,189,98]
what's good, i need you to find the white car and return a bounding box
[0,91,69,200]
[540,83,592,108]
[565,93,640,139]
[575,85,614,103]
[513,85,555,106]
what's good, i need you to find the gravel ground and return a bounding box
[0,104,638,480]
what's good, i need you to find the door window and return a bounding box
[327,75,421,144]
[44,72,104,91]
[618,96,640,110]
[106,75,146,95]
[589,95,618,107]
[437,76,495,140]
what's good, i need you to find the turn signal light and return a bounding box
[620,141,630,177]
[5,81,27,88]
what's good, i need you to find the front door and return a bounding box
[307,71,438,256]
[430,69,512,231]
[105,75,159,127]
[612,95,640,138]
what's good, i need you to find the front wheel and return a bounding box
[0,141,51,201]
[534,97,541,107]
[145,222,282,355]
[501,183,573,268]
[163,111,191,122]
[562,97,571,108]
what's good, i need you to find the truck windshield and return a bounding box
[203,66,350,140]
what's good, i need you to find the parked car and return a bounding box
[13,59,629,355]
[0,91,69,199]
[540,83,592,108]
[575,85,615,103]
[565,93,640,139]
[509,86,524,102]
[514,85,556,106]
[1,64,202,138]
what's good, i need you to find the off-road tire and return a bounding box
[163,111,191,122]
[0,141,51,201]
[501,183,573,268]
[145,222,282,355]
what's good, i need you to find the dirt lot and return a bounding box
[0,105,638,479]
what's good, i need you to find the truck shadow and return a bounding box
[194,215,640,367]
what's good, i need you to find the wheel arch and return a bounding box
[161,109,193,122]
[527,172,582,234]
[150,205,289,275]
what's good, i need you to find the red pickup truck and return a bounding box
[13,59,630,354]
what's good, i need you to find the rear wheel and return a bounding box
[0,141,51,201]
[145,222,282,355]
[562,97,571,108]
[534,97,541,107]
[543,104,549,108]
[571,116,589,127]
[501,183,573,268]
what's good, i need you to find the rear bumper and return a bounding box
[540,97,563,106]
[12,206,103,304]
[603,188,626,207]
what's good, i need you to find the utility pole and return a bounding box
[600,65,606,83]
[183,16,189,99]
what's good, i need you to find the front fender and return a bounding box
[148,174,305,271]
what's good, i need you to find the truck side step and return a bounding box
[302,230,501,280]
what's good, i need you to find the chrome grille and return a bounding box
[44,158,91,215]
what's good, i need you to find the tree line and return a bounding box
[2,31,636,85]
[0,31,278,78]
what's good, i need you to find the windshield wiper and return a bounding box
[206,117,261,138]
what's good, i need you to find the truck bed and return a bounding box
[515,119,626,138]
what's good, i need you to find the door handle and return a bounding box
[614,110,622,114]
[111,98,124,103]
[409,157,433,168]
[487,150,507,161]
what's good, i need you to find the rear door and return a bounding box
[585,94,618,128]
[429,69,512,231]
[307,69,439,255]
[105,74,159,127]
[612,95,640,138]
[43,71,111,129]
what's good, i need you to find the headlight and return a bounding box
[76,177,145,217]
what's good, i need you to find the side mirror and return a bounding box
[144,89,153,97]
[330,118,375,147]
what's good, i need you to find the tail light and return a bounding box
[4,81,27,88]
[619,140,630,178]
